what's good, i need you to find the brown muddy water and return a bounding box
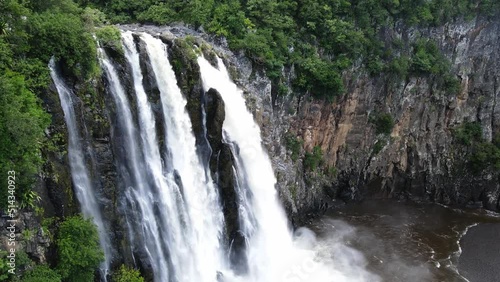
[308,200,500,282]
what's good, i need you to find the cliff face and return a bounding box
[246,15,500,218]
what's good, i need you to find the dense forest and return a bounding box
[1,0,500,281]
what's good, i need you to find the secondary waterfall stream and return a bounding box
[49,59,112,277]
[52,31,380,282]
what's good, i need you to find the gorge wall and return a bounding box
[251,14,500,218]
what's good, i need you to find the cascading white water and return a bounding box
[98,46,171,281]
[140,33,228,282]
[198,56,381,282]
[49,58,112,278]
[123,31,225,282]
[99,31,229,282]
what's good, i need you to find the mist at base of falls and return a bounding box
[311,200,500,282]
[215,224,380,282]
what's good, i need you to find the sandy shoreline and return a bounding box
[458,223,500,282]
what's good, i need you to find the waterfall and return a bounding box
[197,57,292,281]
[55,29,378,282]
[197,57,380,282]
[96,32,228,282]
[98,45,171,281]
[49,58,112,278]
[140,32,227,282]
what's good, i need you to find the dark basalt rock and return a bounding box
[202,87,247,272]
[169,37,204,146]
[205,88,226,171]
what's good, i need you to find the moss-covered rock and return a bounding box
[169,36,204,144]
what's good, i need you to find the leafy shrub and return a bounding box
[136,4,176,25]
[295,56,344,100]
[469,142,500,172]
[453,123,500,173]
[411,39,447,75]
[454,122,483,145]
[22,265,61,282]
[371,113,395,135]
[95,25,123,53]
[386,55,411,81]
[440,73,461,95]
[304,146,323,171]
[0,251,10,281]
[56,216,104,282]
[372,139,386,155]
[284,133,302,162]
[113,265,144,282]
[0,72,50,210]
[27,12,98,79]
[206,2,249,39]
[81,7,107,28]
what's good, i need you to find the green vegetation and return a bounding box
[372,139,387,155]
[71,0,499,100]
[1,250,30,280]
[22,265,62,282]
[289,184,298,201]
[2,0,497,211]
[0,251,10,281]
[55,216,104,282]
[453,122,500,173]
[0,0,110,210]
[113,265,144,282]
[284,133,302,162]
[304,146,323,171]
[411,39,449,75]
[28,11,98,79]
[371,113,395,135]
[454,121,483,145]
[469,141,500,172]
[325,166,338,178]
[96,25,123,53]
[409,39,461,94]
[1,216,103,281]
[0,71,50,209]
[1,0,497,280]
